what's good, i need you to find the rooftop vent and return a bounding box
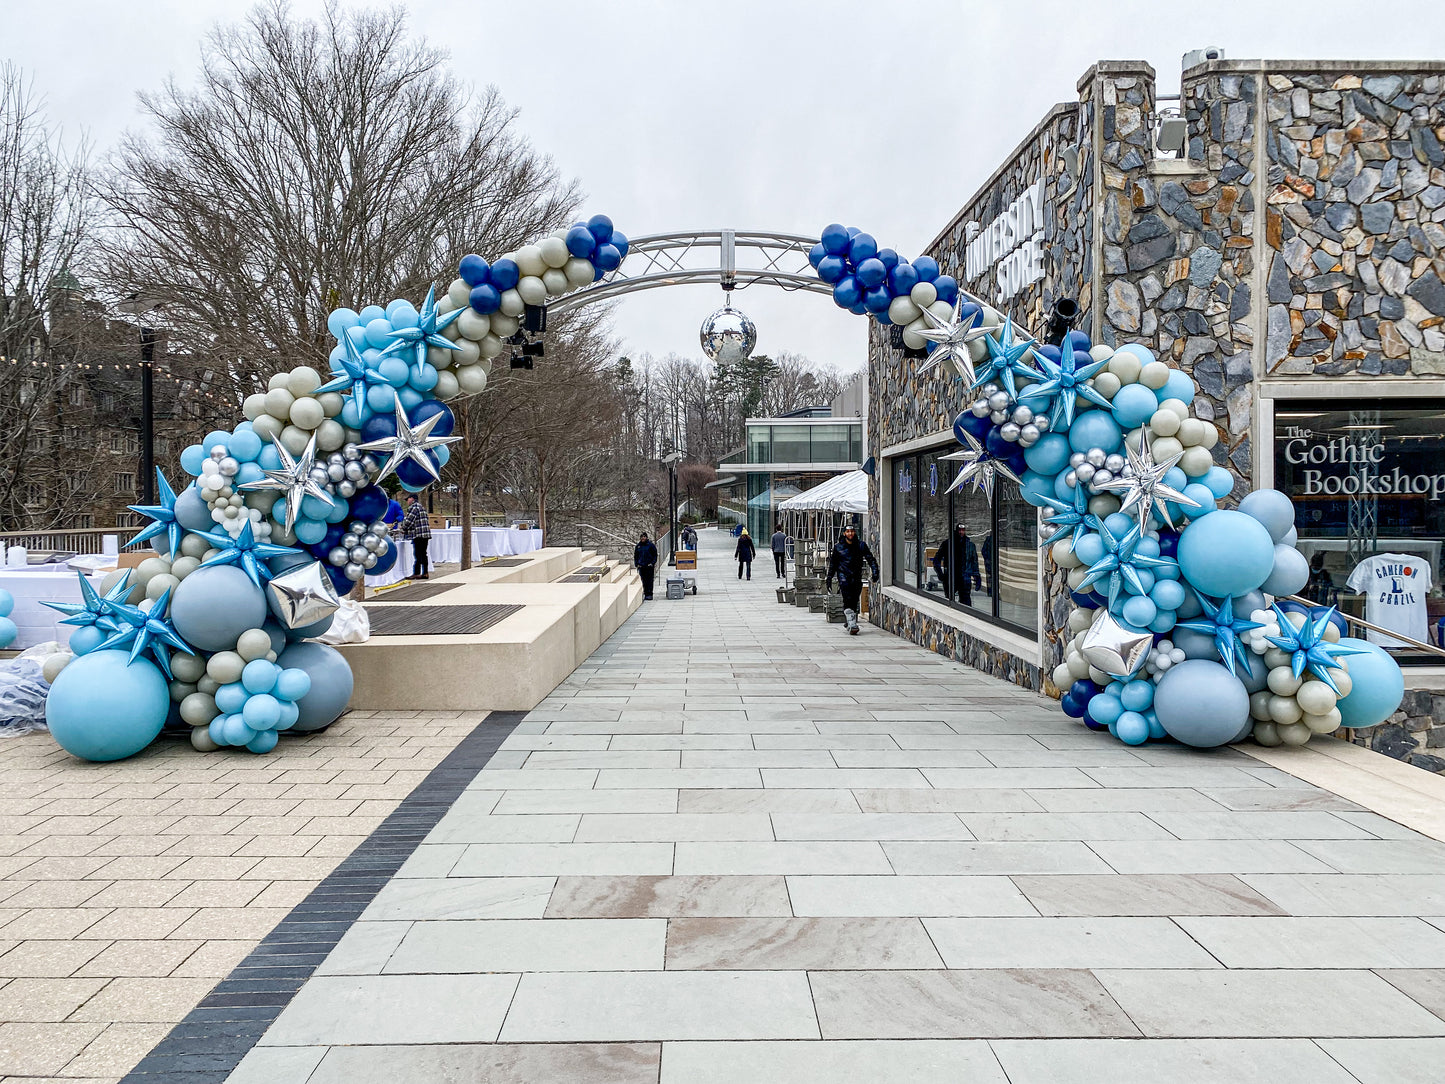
[1182,47,1225,70]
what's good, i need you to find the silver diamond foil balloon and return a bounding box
[266,561,341,630]
[1081,608,1153,678]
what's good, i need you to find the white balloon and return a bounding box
[1178,446,1214,478]
[927,300,954,323]
[542,268,569,296]
[452,338,481,366]
[902,317,928,351]
[517,276,547,307]
[434,369,460,400]
[1092,372,1122,400]
[253,413,283,441]
[909,281,937,308]
[1108,352,1142,384]
[436,295,456,315]
[515,245,546,277]
[279,424,311,456]
[315,419,345,451]
[1140,360,1171,389]
[264,387,295,419]
[1089,344,1115,362]
[538,236,570,268]
[476,357,493,378]
[456,308,490,341]
[564,258,595,287]
[499,288,526,317]
[442,320,462,342]
[317,392,343,417]
[1149,408,1181,437]
[268,372,290,392]
[888,296,921,325]
[457,365,488,394]
[490,313,520,338]
[448,277,471,307]
[428,344,455,368]
[289,396,325,430]
[288,366,322,396]
[479,333,504,359]
[243,392,269,421]
[1176,418,1207,446]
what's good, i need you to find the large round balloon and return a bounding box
[1261,544,1309,597]
[1237,488,1297,543]
[173,486,214,532]
[276,641,354,732]
[1335,638,1406,729]
[170,565,269,652]
[1176,510,1275,598]
[46,650,169,761]
[1152,658,1251,747]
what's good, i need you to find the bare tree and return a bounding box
[102,1,578,398]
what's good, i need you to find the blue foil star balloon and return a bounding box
[1017,336,1114,430]
[316,329,370,400]
[1076,520,1179,611]
[1038,482,1102,548]
[1266,604,1367,692]
[380,286,464,379]
[1174,593,1264,676]
[195,519,302,588]
[43,571,134,632]
[972,313,1043,400]
[93,586,196,679]
[125,468,184,560]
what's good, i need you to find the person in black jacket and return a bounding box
[826,523,880,635]
[932,524,980,605]
[634,532,658,600]
[734,529,756,580]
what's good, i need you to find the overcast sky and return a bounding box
[7,0,1443,371]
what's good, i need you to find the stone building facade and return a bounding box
[868,57,1445,762]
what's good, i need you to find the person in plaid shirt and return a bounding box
[401,493,432,580]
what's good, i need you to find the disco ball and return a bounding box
[700,303,757,364]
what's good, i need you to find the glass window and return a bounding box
[849,425,863,464]
[892,457,918,589]
[950,480,992,619]
[995,481,1039,632]
[810,424,852,463]
[920,451,951,601]
[1275,400,1445,658]
[747,426,770,464]
[771,424,810,464]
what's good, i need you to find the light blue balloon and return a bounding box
[396,387,424,413]
[1163,467,1188,492]
[1103,512,1134,538]
[201,430,231,454]
[1023,433,1072,476]
[274,668,312,702]
[1238,650,1270,695]
[170,565,269,653]
[1073,532,1105,566]
[233,463,263,487]
[246,728,279,754]
[1020,470,1055,506]
[229,429,263,462]
[294,518,328,545]
[1122,594,1158,628]
[258,445,282,471]
[1176,510,1275,599]
[222,714,253,747]
[0,615,16,649]
[1121,679,1155,712]
[300,494,332,521]
[276,641,354,732]
[241,659,280,695]
[367,384,395,413]
[276,699,301,730]
[1113,383,1159,429]
[364,318,394,349]
[1067,411,1123,454]
[361,347,384,368]
[1153,658,1250,747]
[378,357,410,387]
[1237,488,1297,543]
[1172,626,1220,660]
[1145,711,1167,740]
[1202,466,1235,500]
[1335,638,1406,728]
[45,650,168,761]
[69,625,108,655]
[1150,579,1187,611]
[1054,472,1078,503]
[1261,544,1310,597]
[1159,369,1195,405]
[1116,711,1150,745]
[346,324,369,347]
[180,444,207,476]
[242,692,282,730]
[209,717,229,746]
[215,681,249,714]
[173,486,213,533]
[0,588,12,618]
[327,308,361,338]
[1181,483,1217,516]
[409,363,439,392]
[323,499,352,524]
[388,301,419,329]
[340,399,364,429]
[1087,693,1125,727]
[1148,607,1178,633]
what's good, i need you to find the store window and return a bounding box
[889,446,1038,634]
[1274,400,1445,657]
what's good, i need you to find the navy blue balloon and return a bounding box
[586,213,613,242]
[1007,449,1028,477]
[955,411,993,443]
[863,285,892,313]
[876,311,893,326]
[489,258,520,292]
[469,284,501,314]
[1061,692,1085,718]
[1071,590,1102,610]
[361,411,398,445]
[848,301,868,315]
[395,455,438,489]
[611,231,629,260]
[821,223,851,255]
[832,276,862,308]
[1084,717,1109,731]
[348,485,388,523]
[458,254,489,286]
[369,544,398,577]
[856,257,887,289]
[877,248,900,270]
[411,399,454,437]
[325,565,354,595]
[808,242,826,268]
[594,243,622,271]
[817,255,848,284]
[323,523,346,546]
[984,426,1013,459]
[1156,530,1180,558]
[1070,678,1101,700]
[889,262,920,296]
[934,274,959,304]
[565,226,597,258]
[848,233,878,264]
[913,255,940,282]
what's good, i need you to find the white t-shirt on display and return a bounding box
[1346,553,1433,648]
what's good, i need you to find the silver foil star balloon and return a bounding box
[1093,426,1199,531]
[1081,607,1153,678]
[265,561,341,630]
[238,434,334,533]
[915,295,988,385]
[941,428,1022,505]
[357,400,463,485]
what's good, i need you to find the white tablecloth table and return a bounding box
[0,567,108,649]
[363,527,545,588]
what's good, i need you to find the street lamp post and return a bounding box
[661,450,683,564]
[119,293,165,506]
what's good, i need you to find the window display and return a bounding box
[1346,553,1432,649]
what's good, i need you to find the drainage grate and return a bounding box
[363,603,523,636]
[369,582,460,603]
[485,558,531,567]
[561,565,608,583]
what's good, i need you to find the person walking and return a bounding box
[826,523,880,635]
[734,528,756,580]
[634,532,658,600]
[771,525,788,579]
[400,493,432,580]
[681,524,698,551]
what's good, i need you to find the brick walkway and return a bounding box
[220,530,1445,1084]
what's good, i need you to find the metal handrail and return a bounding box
[1283,594,1445,661]
[575,523,654,550]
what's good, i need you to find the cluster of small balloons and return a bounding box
[326,301,448,427]
[310,444,380,503]
[242,368,349,459]
[811,223,960,330]
[324,516,393,583]
[969,383,1050,448]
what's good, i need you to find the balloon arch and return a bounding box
[40,216,1405,761]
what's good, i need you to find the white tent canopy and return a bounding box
[777,470,868,515]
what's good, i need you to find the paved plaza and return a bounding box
[2,529,1445,1082]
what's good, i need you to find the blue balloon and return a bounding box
[1070,678,1102,701]
[610,232,629,260]
[1335,638,1406,728]
[246,728,280,754]
[348,487,388,524]
[1202,466,1235,501]
[832,277,863,308]
[1113,383,1160,429]
[1150,579,1187,611]
[1160,369,1196,405]
[276,641,354,732]
[173,486,214,533]
[1067,411,1123,454]
[366,384,396,414]
[565,227,597,259]
[954,411,992,443]
[363,318,394,349]
[863,285,892,313]
[847,233,878,264]
[1122,594,1158,628]
[594,243,622,271]
[327,308,361,338]
[202,430,231,454]
[1071,590,1101,610]
[817,255,848,284]
[242,659,280,695]
[369,544,398,577]
[69,625,107,655]
[243,692,282,730]
[1181,483,1217,517]
[913,255,940,282]
[361,411,398,444]
[1177,510,1275,598]
[586,214,614,242]
[934,275,959,304]
[1088,693,1125,727]
[984,427,1013,459]
[45,650,168,761]
[1061,691,1086,718]
[848,301,868,316]
[170,565,269,653]
[1153,659,1250,747]
[274,667,312,702]
[1115,711,1150,745]
[856,257,887,289]
[821,223,851,256]
[888,262,920,295]
[489,258,520,292]
[179,444,207,476]
[458,254,490,285]
[215,681,249,714]
[1023,433,1071,476]
[808,242,826,268]
[469,284,501,314]
[395,455,439,489]
[876,248,899,270]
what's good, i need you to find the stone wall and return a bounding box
[876,593,1043,689]
[1344,690,1445,773]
